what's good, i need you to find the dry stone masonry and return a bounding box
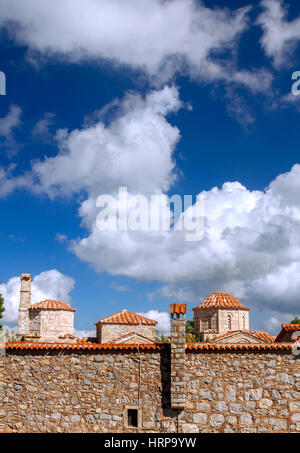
[3,283,299,433]
[0,345,299,433]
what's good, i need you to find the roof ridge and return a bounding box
[95,310,157,326]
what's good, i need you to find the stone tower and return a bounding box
[170,303,187,410]
[18,274,32,336]
[193,292,250,340]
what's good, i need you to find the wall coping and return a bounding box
[3,341,294,352]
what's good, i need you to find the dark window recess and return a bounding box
[127,409,138,427]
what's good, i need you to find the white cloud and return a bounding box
[0,0,270,92]
[257,0,300,68]
[72,163,300,317]
[110,282,131,292]
[32,112,55,143]
[0,269,75,323]
[263,311,295,335]
[137,310,170,335]
[0,85,181,199]
[0,105,22,156]
[1,86,300,321]
[55,233,68,244]
[0,105,21,136]
[74,328,96,338]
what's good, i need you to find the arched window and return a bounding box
[227,314,232,330]
[242,316,246,330]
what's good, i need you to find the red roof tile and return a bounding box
[211,330,274,344]
[186,343,293,351]
[5,342,161,351]
[21,273,31,280]
[193,292,250,311]
[275,323,300,342]
[4,342,292,351]
[30,300,76,312]
[95,310,157,326]
[170,303,187,315]
[280,323,300,332]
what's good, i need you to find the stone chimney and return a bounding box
[18,274,32,336]
[170,303,187,410]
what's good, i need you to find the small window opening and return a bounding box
[127,409,138,427]
[227,315,232,330]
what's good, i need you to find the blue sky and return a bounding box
[0,0,300,335]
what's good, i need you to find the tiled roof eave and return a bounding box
[185,343,293,351]
[29,308,76,312]
[4,342,293,352]
[4,342,164,351]
[193,306,250,311]
[95,321,156,326]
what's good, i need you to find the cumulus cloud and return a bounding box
[137,310,170,335]
[72,164,300,317]
[1,85,300,320]
[257,0,300,68]
[0,269,75,323]
[0,0,271,92]
[0,85,181,199]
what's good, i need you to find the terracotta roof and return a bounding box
[29,300,76,312]
[95,310,157,326]
[170,303,187,315]
[186,343,293,351]
[275,323,300,342]
[280,323,300,332]
[4,342,292,351]
[5,342,162,351]
[211,330,274,344]
[21,273,31,280]
[193,292,250,311]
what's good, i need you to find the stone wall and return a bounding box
[96,324,155,343]
[0,347,299,433]
[38,310,74,340]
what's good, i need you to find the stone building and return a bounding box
[17,273,76,341]
[95,310,157,344]
[275,323,300,343]
[1,302,299,434]
[193,292,252,341]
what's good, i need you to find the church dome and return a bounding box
[29,300,76,312]
[193,292,250,311]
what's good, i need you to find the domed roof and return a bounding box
[193,292,250,311]
[29,300,76,312]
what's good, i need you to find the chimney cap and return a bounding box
[21,273,31,280]
[170,303,187,315]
